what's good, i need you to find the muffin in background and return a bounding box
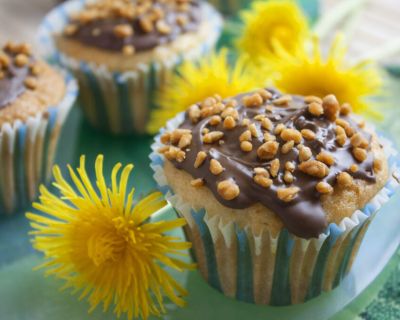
[151,89,399,305]
[38,0,223,135]
[0,41,77,214]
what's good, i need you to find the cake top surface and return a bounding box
[158,89,385,238]
[0,42,41,109]
[63,0,201,54]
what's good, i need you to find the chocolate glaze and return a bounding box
[0,52,33,109]
[169,90,377,239]
[68,1,201,52]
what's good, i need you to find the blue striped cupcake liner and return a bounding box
[37,0,223,135]
[0,69,78,215]
[149,112,400,305]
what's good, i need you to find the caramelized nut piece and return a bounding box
[164,146,180,160]
[243,93,263,108]
[258,89,272,100]
[261,118,273,131]
[210,159,224,175]
[254,167,269,177]
[299,146,312,162]
[285,161,295,172]
[301,129,316,141]
[257,141,279,160]
[156,20,172,34]
[239,130,251,142]
[277,187,300,202]
[64,24,78,36]
[353,147,367,162]
[203,131,224,144]
[171,129,191,144]
[337,172,353,187]
[114,24,133,38]
[264,132,276,142]
[188,104,201,123]
[160,132,170,144]
[269,159,280,178]
[322,94,340,121]
[283,171,294,184]
[217,180,240,200]
[248,123,258,137]
[316,152,335,166]
[308,102,324,116]
[241,118,250,126]
[274,123,286,135]
[254,175,273,188]
[191,178,204,187]
[336,134,347,147]
[189,153,205,170]
[299,160,329,178]
[139,18,154,32]
[240,141,253,152]
[178,134,192,149]
[209,115,222,126]
[281,128,302,144]
[14,54,28,67]
[273,95,292,106]
[221,107,239,119]
[223,116,236,130]
[281,140,295,154]
[24,77,37,90]
[176,150,186,163]
[349,164,359,173]
[305,96,322,104]
[340,103,352,116]
[373,158,383,173]
[122,45,135,55]
[316,182,333,194]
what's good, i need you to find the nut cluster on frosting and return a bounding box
[64,0,198,54]
[0,42,41,90]
[159,90,382,202]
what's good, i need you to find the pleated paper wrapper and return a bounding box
[149,112,400,306]
[0,70,77,215]
[37,0,223,135]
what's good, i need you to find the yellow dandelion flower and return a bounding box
[147,48,265,133]
[26,155,194,320]
[267,36,382,115]
[236,0,309,63]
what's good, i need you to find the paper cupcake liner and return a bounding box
[37,0,223,135]
[0,70,78,215]
[149,112,400,305]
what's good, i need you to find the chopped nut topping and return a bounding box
[285,161,295,172]
[210,159,224,175]
[340,103,352,116]
[274,123,286,135]
[254,175,273,188]
[239,130,251,142]
[176,15,188,26]
[337,172,353,187]
[316,182,333,194]
[322,94,340,121]
[178,133,192,149]
[243,93,263,108]
[258,89,272,100]
[194,151,207,168]
[301,129,316,141]
[261,118,273,131]
[254,167,269,177]
[188,104,201,123]
[281,140,294,154]
[305,96,322,104]
[269,159,280,178]
[171,129,191,144]
[241,118,250,126]
[257,141,279,160]
[316,152,335,166]
[209,115,222,126]
[373,158,383,173]
[240,141,253,152]
[64,24,78,36]
[202,128,210,135]
[160,132,171,144]
[164,146,180,160]
[176,150,186,163]
[336,134,347,147]
[203,131,224,144]
[223,116,236,130]
[139,17,154,32]
[349,164,359,173]
[298,145,312,162]
[248,123,258,138]
[308,102,324,117]
[283,171,294,184]
[14,54,28,67]
[280,128,302,144]
[113,24,133,38]
[191,178,204,187]
[156,20,171,34]
[217,180,240,200]
[24,77,37,90]
[353,147,367,162]
[273,95,292,106]
[277,187,300,202]
[221,107,239,119]
[263,132,276,142]
[299,160,329,178]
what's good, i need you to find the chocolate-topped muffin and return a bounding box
[39,0,222,134]
[0,41,77,214]
[151,89,398,305]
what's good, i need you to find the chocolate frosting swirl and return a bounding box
[66,0,201,52]
[162,90,378,239]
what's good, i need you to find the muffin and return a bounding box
[0,41,77,215]
[38,0,223,135]
[150,89,399,304]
